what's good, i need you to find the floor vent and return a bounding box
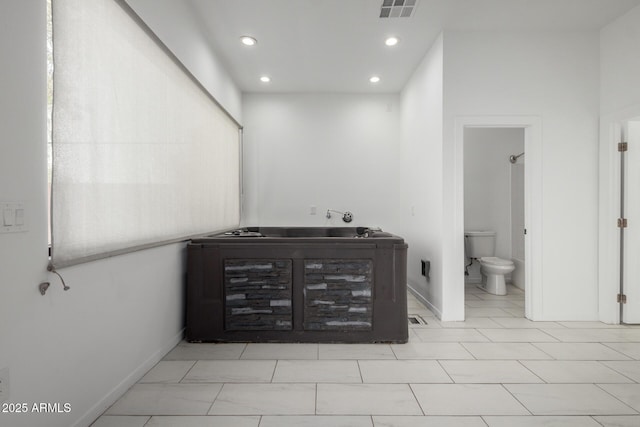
[408,315,427,325]
[380,0,417,18]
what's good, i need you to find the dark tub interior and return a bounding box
[214,226,392,238]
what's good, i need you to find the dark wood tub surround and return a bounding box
[186,227,408,343]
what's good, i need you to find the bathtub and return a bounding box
[186,227,408,343]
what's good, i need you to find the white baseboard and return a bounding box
[407,283,442,320]
[72,329,184,427]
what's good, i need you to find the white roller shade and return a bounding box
[51,0,241,267]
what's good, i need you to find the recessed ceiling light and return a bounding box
[385,37,399,46]
[240,36,257,46]
[369,76,381,83]
[260,76,271,83]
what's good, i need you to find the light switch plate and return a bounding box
[0,202,26,233]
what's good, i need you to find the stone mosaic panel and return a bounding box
[224,259,292,330]
[304,259,373,331]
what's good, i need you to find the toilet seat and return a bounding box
[480,256,514,266]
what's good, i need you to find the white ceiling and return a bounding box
[187,0,640,93]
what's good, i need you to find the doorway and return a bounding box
[454,116,542,321]
[599,109,640,324]
[463,128,525,317]
[621,119,640,323]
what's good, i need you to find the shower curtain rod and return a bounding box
[509,152,525,164]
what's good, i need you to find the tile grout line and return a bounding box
[593,382,640,415]
[474,327,493,343]
[459,342,479,360]
[498,383,534,416]
[601,342,637,360]
[407,383,426,416]
[238,343,248,359]
[529,342,559,360]
[515,359,548,384]
[314,383,318,416]
[178,360,197,383]
[588,415,606,427]
[205,381,225,416]
[595,360,638,384]
[435,359,456,384]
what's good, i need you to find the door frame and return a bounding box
[599,104,640,324]
[455,116,543,320]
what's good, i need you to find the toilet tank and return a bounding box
[465,231,496,258]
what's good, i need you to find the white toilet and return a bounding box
[465,231,515,295]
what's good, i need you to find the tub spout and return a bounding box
[326,209,353,223]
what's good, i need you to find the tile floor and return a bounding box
[92,284,640,427]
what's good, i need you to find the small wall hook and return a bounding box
[39,282,50,295]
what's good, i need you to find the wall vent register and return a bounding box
[380,0,417,18]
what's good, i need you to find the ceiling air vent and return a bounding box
[380,0,417,18]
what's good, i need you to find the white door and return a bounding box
[623,119,640,323]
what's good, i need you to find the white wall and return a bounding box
[0,1,241,426]
[398,35,445,318]
[600,4,640,116]
[511,159,526,289]
[444,30,600,320]
[242,93,400,228]
[511,160,525,262]
[464,128,524,281]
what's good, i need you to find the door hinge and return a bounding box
[618,294,627,304]
[618,142,628,152]
[618,218,628,228]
